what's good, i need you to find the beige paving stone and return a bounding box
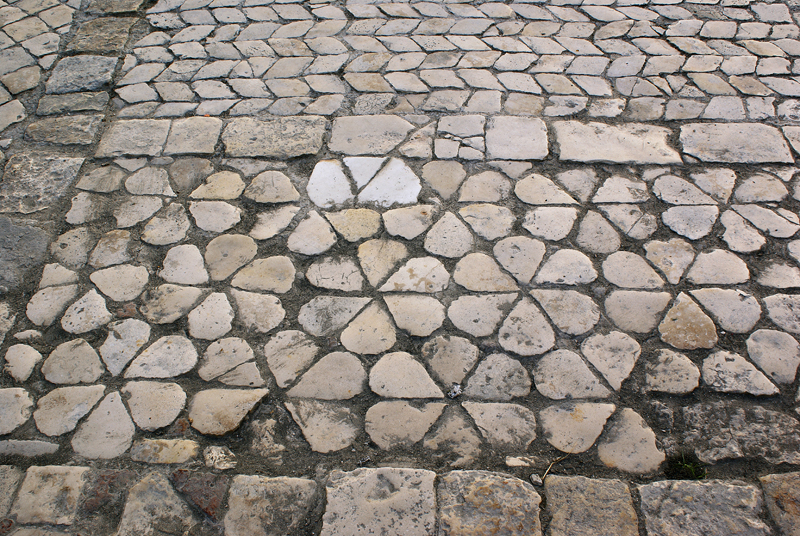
[72,391,135,459]
[459,170,512,202]
[545,476,638,536]
[532,289,600,336]
[759,472,800,536]
[329,115,414,155]
[458,204,515,240]
[4,344,43,381]
[493,236,545,285]
[691,288,761,333]
[581,331,640,391]
[205,234,258,281]
[33,385,104,436]
[464,353,531,401]
[159,244,208,285]
[225,475,317,536]
[383,205,435,240]
[88,230,132,269]
[42,339,104,385]
[515,174,577,205]
[11,466,89,525]
[421,160,466,199]
[340,302,396,355]
[122,381,185,431]
[438,471,542,536]
[535,249,597,285]
[322,468,436,536]
[125,335,197,378]
[645,349,700,394]
[453,252,517,292]
[462,401,537,450]
[379,257,450,293]
[288,352,366,400]
[141,203,190,245]
[534,349,610,400]
[365,401,446,449]
[702,351,778,396]
[485,116,548,160]
[60,289,112,334]
[325,209,381,242]
[232,257,296,294]
[288,211,337,255]
[230,289,285,334]
[222,116,326,158]
[576,210,621,254]
[243,170,299,203]
[644,238,695,285]
[285,399,361,453]
[130,439,199,464]
[116,472,198,536]
[0,388,33,435]
[90,264,148,302]
[522,206,578,241]
[384,294,445,337]
[306,257,363,291]
[681,123,793,163]
[603,251,664,289]
[423,406,482,467]
[604,291,672,334]
[189,201,241,233]
[370,352,443,398]
[189,388,268,435]
[746,329,800,384]
[424,212,474,258]
[540,402,615,454]
[597,408,664,474]
[686,249,750,284]
[659,292,718,350]
[555,121,680,164]
[99,319,150,376]
[421,335,479,387]
[250,206,300,240]
[448,293,518,338]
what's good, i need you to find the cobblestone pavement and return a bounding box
[1,0,800,533]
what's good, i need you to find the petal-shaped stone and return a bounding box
[140,284,206,324]
[604,291,672,334]
[448,294,518,337]
[644,349,700,394]
[687,249,749,284]
[287,352,366,400]
[597,408,664,474]
[188,293,234,340]
[534,350,610,400]
[358,158,421,207]
[421,335,480,389]
[341,302,396,355]
[576,211,620,254]
[344,157,386,188]
[26,284,78,326]
[190,171,245,200]
[423,407,482,468]
[424,212,473,258]
[358,239,409,287]
[464,353,531,401]
[90,264,149,302]
[232,256,295,293]
[702,351,779,396]
[757,262,800,288]
[125,336,198,378]
[535,250,597,285]
[324,210,381,244]
[515,174,577,205]
[365,401,446,449]
[243,171,300,203]
[383,205,436,240]
[379,257,450,293]
[522,207,578,241]
[764,294,800,334]
[653,175,716,205]
[384,295,445,337]
[263,330,320,389]
[499,298,555,356]
[230,289,285,334]
[188,388,268,435]
[662,206,719,240]
[453,253,518,292]
[198,337,254,381]
[141,203,190,245]
[531,289,600,336]
[61,289,112,333]
[307,160,354,208]
[691,288,761,333]
[494,236,545,284]
[422,161,465,200]
[462,402,537,450]
[287,211,337,255]
[189,201,241,233]
[285,399,361,453]
[691,168,736,203]
[458,204,515,240]
[659,292,718,350]
[602,252,664,289]
[298,296,370,336]
[122,380,186,431]
[159,244,208,285]
[72,392,135,459]
[593,176,649,203]
[644,238,695,285]
[42,339,104,384]
[4,344,43,382]
[250,206,300,240]
[34,385,105,436]
[205,234,258,281]
[746,329,800,384]
[581,332,641,391]
[370,352,443,398]
[539,402,616,453]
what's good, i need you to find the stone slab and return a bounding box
[555,122,681,164]
[681,123,793,163]
[222,117,326,158]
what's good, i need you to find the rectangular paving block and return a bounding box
[680,123,794,163]
[11,465,90,525]
[95,119,171,158]
[554,121,681,164]
[164,117,222,155]
[222,116,326,158]
[485,116,548,160]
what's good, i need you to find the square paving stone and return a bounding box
[0,154,84,214]
[66,18,135,54]
[222,117,326,158]
[10,466,90,525]
[759,472,800,536]
[45,56,118,94]
[164,117,222,155]
[545,475,638,536]
[95,119,171,157]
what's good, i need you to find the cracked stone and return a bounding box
[365,401,446,449]
[125,335,197,379]
[33,385,105,436]
[288,211,337,255]
[448,293,517,338]
[659,292,718,350]
[285,399,361,453]
[463,402,537,450]
[534,350,610,400]
[341,302,396,355]
[464,353,531,401]
[140,284,205,324]
[370,352,442,398]
[122,381,185,431]
[421,335,479,386]
[540,402,615,454]
[205,234,257,280]
[11,466,89,525]
[384,294,445,337]
[645,349,700,394]
[188,292,234,340]
[581,332,640,391]
[288,352,366,400]
[72,392,135,459]
[691,288,761,333]
[189,388,268,435]
[702,351,779,396]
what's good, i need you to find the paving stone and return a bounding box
[90,264,148,303]
[463,353,530,401]
[358,158,422,207]
[459,204,515,241]
[555,122,680,164]
[125,335,197,378]
[686,249,750,284]
[463,401,537,450]
[287,351,365,400]
[122,381,185,431]
[72,391,135,459]
[159,244,208,285]
[205,234,257,280]
[340,302,396,355]
[534,349,610,400]
[288,211,337,255]
[531,289,600,336]
[324,209,380,242]
[682,123,793,163]
[539,402,615,453]
[379,257,450,293]
[33,385,104,437]
[702,350,778,396]
[46,55,117,94]
[522,206,577,241]
[1,155,84,215]
[224,475,317,536]
[644,238,695,285]
[306,257,363,292]
[285,399,360,453]
[140,284,205,324]
[384,294,445,337]
[250,206,300,240]
[164,116,222,155]
[129,439,198,464]
[690,288,761,333]
[0,387,33,435]
[603,251,664,289]
[645,349,700,394]
[423,212,473,258]
[448,293,517,337]
[545,476,638,536]
[4,344,43,381]
[26,284,79,327]
[659,292,718,350]
[438,471,542,536]
[498,298,555,357]
[67,17,134,54]
[638,480,770,536]
[42,339,104,385]
[485,116,548,160]
[366,401,446,449]
[453,253,517,292]
[604,291,672,334]
[759,472,800,536]
[422,160,465,199]
[191,171,245,200]
[370,351,442,398]
[746,329,800,384]
[420,335,479,387]
[243,170,299,203]
[683,401,800,464]
[11,466,89,525]
[328,115,413,156]
[25,115,101,146]
[0,217,49,292]
[597,408,664,473]
[535,249,597,285]
[581,332,640,391]
[662,206,719,240]
[115,472,198,536]
[222,117,326,158]
[422,406,482,468]
[322,468,435,536]
[189,388,268,435]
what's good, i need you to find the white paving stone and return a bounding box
[645,349,700,394]
[534,350,611,400]
[72,392,135,459]
[746,329,800,384]
[424,212,473,258]
[597,408,664,474]
[122,381,186,431]
[448,293,518,337]
[581,332,641,391]
[288,352,366,400]
[125,335,197,378]
[535,249,597,285]
[42,339,104,385]
[384,294,445,337]
[691,288,761,333]
[702,351,779,396]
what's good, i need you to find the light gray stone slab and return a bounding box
[555,121,681,164]
[545,476,638,536]
[225,475,317,536]
[11,466,89,525]
[681,123,793,163]
[222,116,326,158]
[485,116,548,160]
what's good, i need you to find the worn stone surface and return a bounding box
[546,476,638,536]
[223,117,326,158]
[225,475,317,536]
[11,466,89,525]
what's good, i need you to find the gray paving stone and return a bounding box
[545,476,638,536]
[116,472,199,536]
[225,475,317,536]
[759,472,800,536]
[681,123,794,163]
[223,116,326,157]
[11,466,89,525]
[555,121,681,164]
[46,55,117,94]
